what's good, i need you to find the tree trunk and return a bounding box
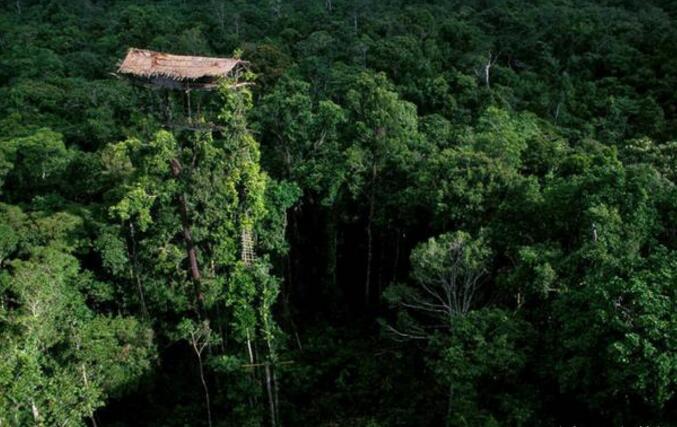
[31,400,40,425]
[325,206,338,295]
[246,330,255,364]
[196,352,212,427]
[273,365,280,425]
[377,229,385,300]
[215,303,227,353]
[365,164,377,305]
[483,61,491,88]
[283,207,295,312]
[185,89,192,123]
[289,207,303,302]
[445,384,454,427]
[170,159,203,309]
[128,222,149,319]
[481,52,496,88]
[392,228,400,283]
[265,363,277,427]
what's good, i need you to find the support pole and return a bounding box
[186,87,192,123]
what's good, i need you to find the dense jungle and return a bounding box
[0,0,676,425]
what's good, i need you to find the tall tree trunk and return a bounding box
[325,206,338,296]
[215,303,227,353]
[273,365,280,425]
[265,363,277,427]
[282,206,295,319]
[365,164,376,305]
[246,330,255,365]
[445,384,454,427]
[392,228,400,283]
[163,90,172,127]
[31,400,40,425]
[196,352,212,427]
[289,207,303,302]
[128,222,149,319]
[170,159,203,310]
[483,61,491,88]
[377,229,385,301]
[185,89,192,122]
[479,52,496,88]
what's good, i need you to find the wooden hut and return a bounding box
[116,48,248,91]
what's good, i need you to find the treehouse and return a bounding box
[116,47,249,125]
[116,48,248,91]
[115,48,257,269]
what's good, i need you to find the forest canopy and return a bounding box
[0,0,675,426]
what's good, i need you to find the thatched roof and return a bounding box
[117,48,245,82]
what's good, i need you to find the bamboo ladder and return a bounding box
[241,226,255,266]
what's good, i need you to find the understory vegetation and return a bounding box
[0,0,675,425]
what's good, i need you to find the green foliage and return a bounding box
[0,209,153,426]
[384,231,535,425]
[344,72,419,199]
[1,0,676,425]
[0,129,73,200]
[550,248,676,421]
[255,76,346,205]
[430,309,535,426]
